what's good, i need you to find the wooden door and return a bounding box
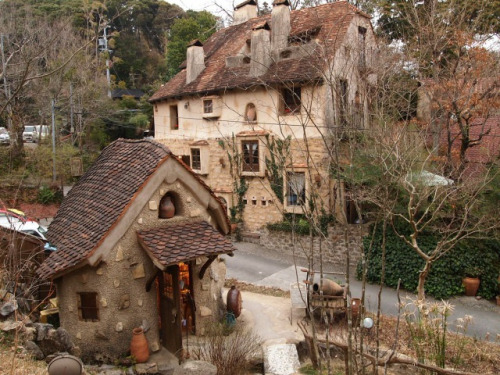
[158,265,182,357]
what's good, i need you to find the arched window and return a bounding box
[245,103,257,122]
[159,191,183,219]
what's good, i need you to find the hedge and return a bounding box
[357,223,500,300]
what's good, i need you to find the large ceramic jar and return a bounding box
[227,286,242,318]
[463,277,480,296]
[130,327,149,363]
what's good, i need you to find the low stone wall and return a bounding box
[259,225,366,268]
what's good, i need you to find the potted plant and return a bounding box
[229,206,238,232]
[462,266,481,296]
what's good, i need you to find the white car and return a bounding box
[0,217,48,240]
[23,125,38,143]
[0,127,10,145]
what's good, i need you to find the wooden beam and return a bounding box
[199,255,217,279]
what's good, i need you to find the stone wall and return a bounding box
[56,177,227,362]
[259,225,366,268]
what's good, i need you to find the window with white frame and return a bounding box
[191,148,201,170]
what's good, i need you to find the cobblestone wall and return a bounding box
[259,225,366,268]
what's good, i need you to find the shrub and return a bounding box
[357,222,500,300]
[194,322,262,375]
[37,185,62,204]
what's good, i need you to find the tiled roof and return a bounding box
[38,139,172,279]
[150,2,367,102]
[137,221,236,268]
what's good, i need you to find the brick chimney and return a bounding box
[233,0,258,25]
[250,21,271,77]
[186,39,205,84]
[271,0,291,51]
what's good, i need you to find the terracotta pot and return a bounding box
[463,277,480,297]
[230,223,238,232]
[130,327,149,363]
[227,286,242,318]
[351,298,362,324]
[313,278,344,296]
[496,296,500,306]
[159,195,175,219]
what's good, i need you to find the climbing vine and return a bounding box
[264,135,291,204]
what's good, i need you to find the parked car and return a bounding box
[0,219,48,240]
[0,208,31,223]
[23,125,38,142]
[0,127,10,145]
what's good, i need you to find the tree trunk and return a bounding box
[417,261,432,300]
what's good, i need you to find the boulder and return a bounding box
[25,341,44,360]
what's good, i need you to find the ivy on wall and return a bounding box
[357,222,500,299]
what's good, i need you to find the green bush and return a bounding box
[357,223,500,300]
[37,185,62,204]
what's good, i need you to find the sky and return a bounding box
[166,0,237,15]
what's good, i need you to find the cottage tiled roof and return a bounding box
[137,221,236,268]
[38,139,171,279]
[38,139,230,279]
[150,2,368,102]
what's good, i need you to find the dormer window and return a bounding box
[281,86,301,115]
[202,96,222,118]
[203,100,213,114]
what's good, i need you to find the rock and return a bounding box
[135,363,158,374]
[115,322,123,332]
[0,300,18,316]
[0,319,22,332]
[140,319,150,333]
[23,326,37,341]
[119,295,130,310]
[56,328,74,351]
[199,306,212,317]
[263,343,300,375]
[173,360,217,375]
[132,263,145,279]
[25,341,44,360]
[95,329,109,340]
[33,323,54,341]
[69,346,82,358]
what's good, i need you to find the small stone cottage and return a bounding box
[38,139,236,362]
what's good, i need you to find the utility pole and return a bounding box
[103,26,112,98]
[51,99,57,182]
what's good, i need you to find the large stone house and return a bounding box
[150,0,377,233]
[38,139,235,362]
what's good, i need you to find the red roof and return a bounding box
[38,139,229,279]
[137,221,236,269]
[150,2,369,102]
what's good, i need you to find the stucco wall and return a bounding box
[57,177,227,362]
[157,137,336,232]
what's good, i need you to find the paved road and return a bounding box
[223,242,500,342]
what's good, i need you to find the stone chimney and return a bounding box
[186,39,205,84]
[233,0,258,25]
[250,21,271,77]
[271,0,291,51]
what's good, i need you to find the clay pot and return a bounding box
[496,296,500,306]
[463,277,480,297]
[230,223,238,232]
[130,327,149,363]
[159,195,175,219]
[351,298,362,324]
[227,286,242,318]
[313,278,344,296]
